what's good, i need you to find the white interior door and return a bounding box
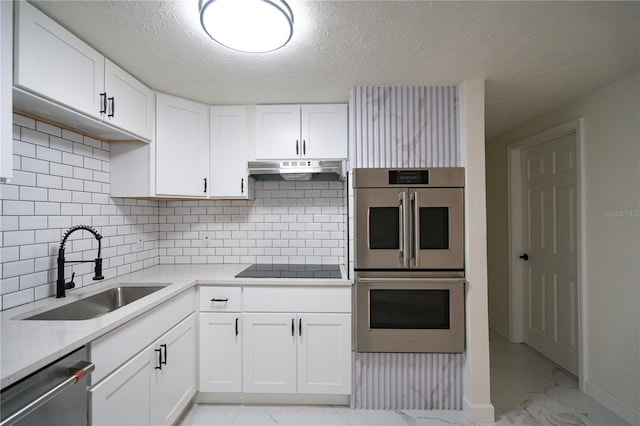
[521,133,578,375]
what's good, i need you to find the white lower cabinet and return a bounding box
[198,285,352,397]
[242,313,298,393]
[90,347,152,426]
[150,315,197,425]
[199,312,242,393]
[297,314,352,394]
[90,314,196,426]
[242,313,351,395]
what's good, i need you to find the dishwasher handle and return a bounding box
[0,361,94,426]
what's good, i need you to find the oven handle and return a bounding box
[399,192,407,267]
[411,191,419,267]
[357,277,466,284]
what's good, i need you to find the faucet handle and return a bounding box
[93,258,104,281]
[65,272,76,291]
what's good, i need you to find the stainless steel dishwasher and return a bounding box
[0,346,94,426]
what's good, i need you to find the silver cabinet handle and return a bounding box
[0,361,94,426]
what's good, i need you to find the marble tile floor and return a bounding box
[179,333,629,426]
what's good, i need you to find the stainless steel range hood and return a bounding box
[248,160,344,181]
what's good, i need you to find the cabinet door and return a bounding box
[297,314,352,394]
[242,313,297,393]
[90,348,151,426]
[14,1,104,119]
[156,93,209,197]
[150,314,196,426]
[254,105,300,159]
[0,0,12,181]
[199,313,242,392]
[104,59,154,141]
[210,106,249,198]
[301,104,348,159]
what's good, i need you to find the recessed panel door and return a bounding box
[521,133,578,375]
[242,313,297,393]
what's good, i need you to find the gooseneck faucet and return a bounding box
[57,225,104,298]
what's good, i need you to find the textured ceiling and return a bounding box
[31,0,639,140]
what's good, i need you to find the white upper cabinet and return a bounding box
[13,1,153,141]
[301,104,348,159]
[1,0,13,182]
[255,105,301,160]
[155,93,210,197]
[210,106,252,199]
[103,59,155,141]
[14,0,104,118]
[254,104,347,160]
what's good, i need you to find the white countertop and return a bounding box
[0,264,351,389]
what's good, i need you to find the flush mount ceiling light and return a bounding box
[199,0,294,53]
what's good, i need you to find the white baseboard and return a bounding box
[584,380,639,425]
[195,392,349,406]
[463,396,495,423]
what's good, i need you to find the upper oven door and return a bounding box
[410,188,464,270]
[354,187,410,269]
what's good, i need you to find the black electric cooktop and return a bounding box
[235,264,342,279]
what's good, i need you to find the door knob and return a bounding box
[519,253,529,261]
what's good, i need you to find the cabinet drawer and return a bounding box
[243,287,351,313]
[199,286,241,312]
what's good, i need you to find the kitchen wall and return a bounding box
[0,114,160,310]
[156,181,346,265]
[486,72,640,423]
[0,114,348,311]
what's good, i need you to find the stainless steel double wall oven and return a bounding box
[353,168,466,353]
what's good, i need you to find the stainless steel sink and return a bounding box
[22,285,167,320]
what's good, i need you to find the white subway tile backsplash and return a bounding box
[62,152,83,167]
[155,180,346,266]
[35,121,62,137]
[18,216,48,230]
[13,141,35,157]
[20,128,49,147]
[21,157,50,174]
[2,115,347,310]
[3,259,35,278]
[36,146,62,163]
[50,135,74,152]
[1,116,160,310]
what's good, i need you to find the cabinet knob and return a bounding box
[296,140,299,156]
[519,253,529,261]
[203,178,207,193]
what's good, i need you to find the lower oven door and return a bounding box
[355,273,465,353]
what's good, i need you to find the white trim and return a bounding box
[195,392,349,405]
[507,118,585,389]
[463,396,495,423]
[584,380,640,425]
